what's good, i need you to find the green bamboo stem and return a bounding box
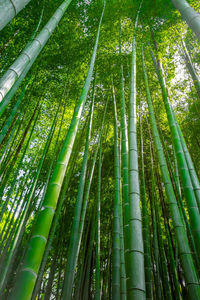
[0,78,30,145]
[0,112,24,173]
[176,121,200,210]
[154,185,172,300]
[119,28,129,278]
[0,0,73,116]
[0,4,44,118]
[0,107,58,294]
[171,0,200,42]
[112,89,121,300]
[78,140,100,241]
[0,114,18,148]
[0,177,36,298]
[159,127,200,269]
[101,242,111,298]
[156,64,200,208]
[156,168,182,300]
[140,116,153,300]
[119,184,127,300]
[0,0,32,31]
[82,217,96,300]
[181,39,200,99]
[0,108,39,223]
[76,81,108,296]
[43,226,62,300]
[173,144,182,196]
[0,167,31,252]
[29,2,45,41]
[0,102,39,184]
[119,128,127,300]
[31,111,81,300]
[0,60,36,118]
[95,138,102,300]
[0,113,22,167]
[74,213,92,300]
[8,3,104,297]
[128,7,145,299]
[43,247,58,300]
[55,246,65,299]
[76,126,108,300]
[0,181,39,287]
[62,97,94,300]
[150,49,200,255]
[148,143,163,300]
[76,213,94,300]
[151,191,163,300]
[142,49,200,298]
[0,5,43,138]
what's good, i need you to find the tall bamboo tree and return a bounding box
[150,48,200,254]
[0,0,73,116]
[119,132,127,300]
[181,39,200,99]
[142,48,200,299]
[112,88,121,300]
[8,3,105,298]
[0,0,33,31]
[119,23,129,278]
[127,6,146,299]
[62,96,94,300]
[140,115,153,300]
[95,138,102,300]
[171,0,200,42]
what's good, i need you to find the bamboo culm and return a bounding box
[140,116,153,300]
[95,138,102,300]
[127,8,145,299]
[119,32,129,280]
[62,96,94,300]
[0,0,32,31]
[112,89,121,300]
[8,3,105,296]
[142,48,200,298]
[171,0,200,42]
[150,49,200,256]
[0,0,73,116]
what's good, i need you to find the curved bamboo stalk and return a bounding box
[181,39,200,99]
[0,0,73,116]
[0,0,32,31]
[77,100,108,285]
[159,128,200,269]
[0,78,30,145]
[142,48,200,299]
[176,121,200,210]
[31,105,79,300]
[62,96,94,300]
[150,49,200,255]
[155,165,182,300]
[8,4,104,297]
[0,108,39,223]
[0,106,58,294]
[171,0,200,42]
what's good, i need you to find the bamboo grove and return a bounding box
[0,0,200,299]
